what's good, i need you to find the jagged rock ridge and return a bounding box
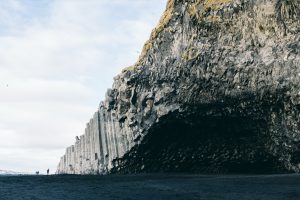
[57,0,300,174]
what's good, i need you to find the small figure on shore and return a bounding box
[36,171,39,175]
[47,169,49,175]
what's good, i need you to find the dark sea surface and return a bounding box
[0,174,300,200]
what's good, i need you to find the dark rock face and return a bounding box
[57,0,300,174]
[112,111,286,174]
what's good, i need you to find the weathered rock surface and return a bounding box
[56,0,300,174]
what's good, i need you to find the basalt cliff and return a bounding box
[56,0,300,174]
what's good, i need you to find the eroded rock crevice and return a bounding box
[112,102,289,174]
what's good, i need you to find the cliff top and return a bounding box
[122,0,235,72]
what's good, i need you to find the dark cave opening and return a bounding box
[113,111,286,174]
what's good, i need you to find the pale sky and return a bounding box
[0,0,166,174]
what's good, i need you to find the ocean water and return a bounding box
[0,174,300,200]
